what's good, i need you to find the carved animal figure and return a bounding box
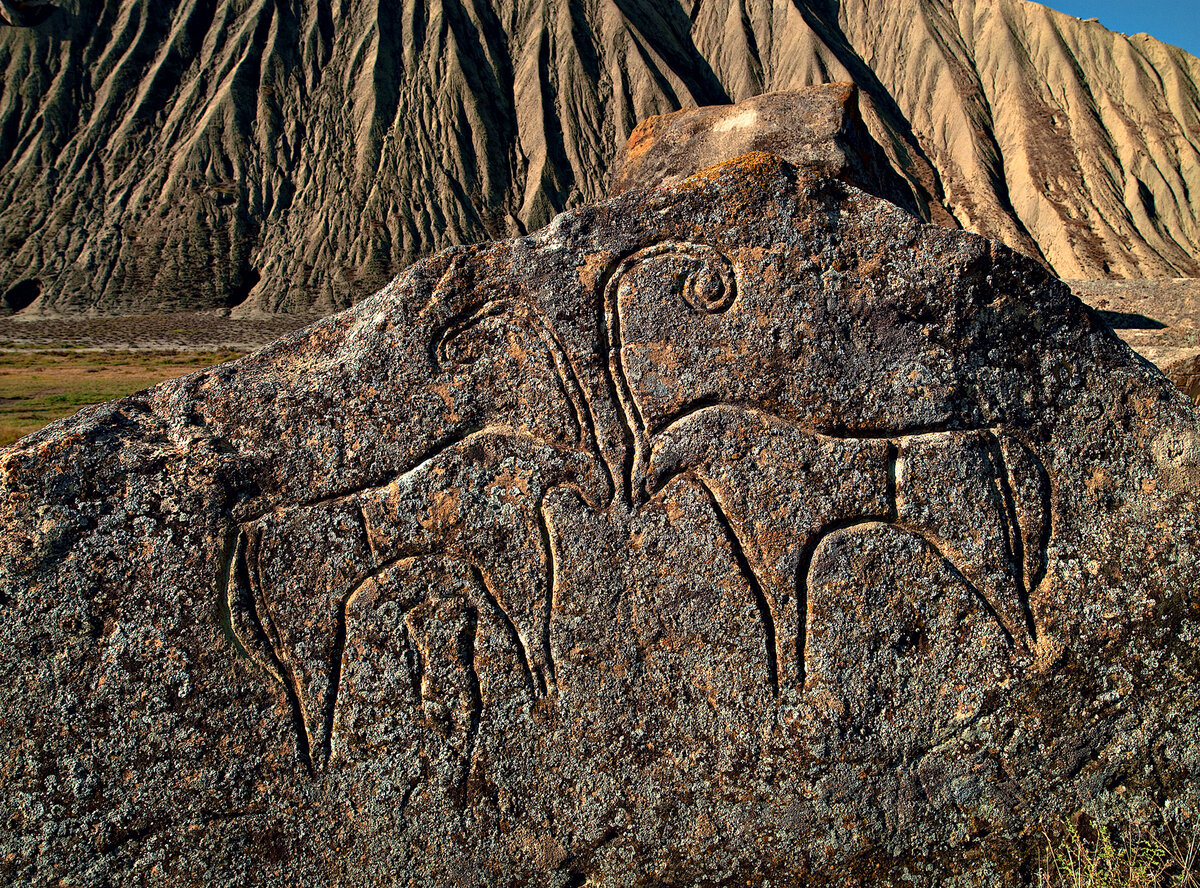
[224,233,1054,764]
[224,267,610,767]
[645,405,1049,690]
[226,432,606,767]
[9,155,1198,887]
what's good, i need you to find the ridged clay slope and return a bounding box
[0,0,1197,314]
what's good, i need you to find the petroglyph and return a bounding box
[645,405,1050,690]
[8,157,1199,885]
[602,241,741,506]
[226,431,605,765]
[229,236,1052,753]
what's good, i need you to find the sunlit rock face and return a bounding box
[2,155,1199,887]
[607,83,925,222]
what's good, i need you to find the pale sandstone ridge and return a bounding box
[2,156,1199,886]
[0,0,1197,315]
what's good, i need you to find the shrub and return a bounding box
[1039,795,1198,888]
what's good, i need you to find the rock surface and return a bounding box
[1165,354,1200,405]
[607,84,930,223]
[3,154,1200,886]
[0,0,1197,314]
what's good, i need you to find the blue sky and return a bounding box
[1042,0,1200,59]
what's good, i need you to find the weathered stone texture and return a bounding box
[607,84,932,225]
[2,155,1199,886]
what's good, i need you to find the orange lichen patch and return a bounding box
[822,81,857,105]
[431,381,458,411]
[1085,467,1113,492]
[637,341,684,376]
[506,332,530,364]
[671,152,793,211]
[660,486,695,525]
[422,486,461,530]
[494,467,533,499]
[622,115,667,163]
[577,249,617,293]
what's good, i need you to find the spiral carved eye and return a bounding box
[678,254,736,313]
[615,242,737,315]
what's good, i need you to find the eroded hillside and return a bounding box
[1,0,1197,314]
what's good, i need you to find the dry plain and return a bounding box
[0,314,313,446]
[1,279,1197,449]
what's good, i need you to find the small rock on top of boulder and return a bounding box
[2,153,1199,887]
[608,85,927,221]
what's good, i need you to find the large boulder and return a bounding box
[2,154,1199,887]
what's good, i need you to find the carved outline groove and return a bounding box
[601,241,741,508]
[694,477,780,693]
[647,404,1050,691]
[220,238,1057,773]
[226,528,316,773]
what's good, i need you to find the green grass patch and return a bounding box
[0,348,246,447]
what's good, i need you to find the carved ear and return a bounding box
[610,242,738,315]
[433,299,515,370]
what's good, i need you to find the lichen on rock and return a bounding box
[1,154,1199,887]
